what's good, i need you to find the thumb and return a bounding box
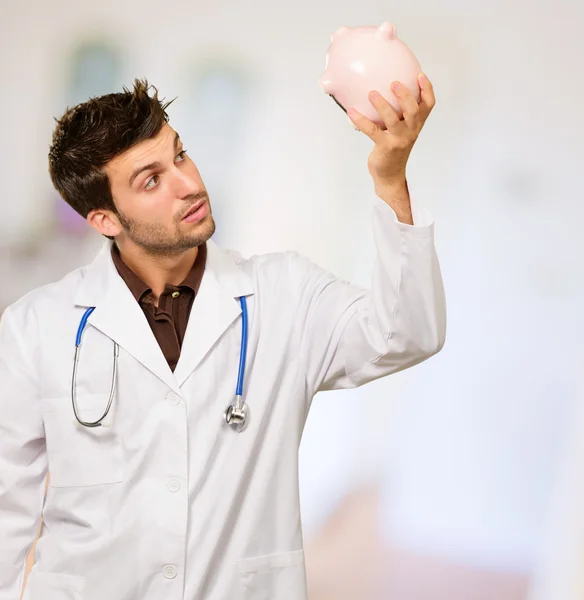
[347,108,383,143]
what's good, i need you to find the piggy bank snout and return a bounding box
[318,75,334,94]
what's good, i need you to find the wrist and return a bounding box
[374,173,408,197]
[374,177,413,225]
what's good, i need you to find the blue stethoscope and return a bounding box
[72,296,250,432]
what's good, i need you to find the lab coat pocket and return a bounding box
[42,395,124,487]
[237,549,307,600]
[23,570,85,600]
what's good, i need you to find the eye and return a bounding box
[144,175,159,191]
[142,150,187,191]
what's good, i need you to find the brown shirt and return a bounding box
[111,243,207,372]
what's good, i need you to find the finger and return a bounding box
[367,91,400,130]
[391,81,420,125]
[347,108,384,143]
[417,73,436,120]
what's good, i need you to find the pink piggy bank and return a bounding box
[319,22,422,127]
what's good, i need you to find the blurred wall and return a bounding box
[1,0,583,598]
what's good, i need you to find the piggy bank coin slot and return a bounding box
[329,94,347,114]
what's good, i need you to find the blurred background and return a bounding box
[2,0,584,598]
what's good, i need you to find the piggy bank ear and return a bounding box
[331,26,350,42]
[375,21,397,40]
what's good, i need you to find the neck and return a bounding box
[116,242,199,302]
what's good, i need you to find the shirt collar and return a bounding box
[110,242,207,303]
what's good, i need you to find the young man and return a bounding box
[0,77,445,600]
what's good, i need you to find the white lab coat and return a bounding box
[0,199,445,600]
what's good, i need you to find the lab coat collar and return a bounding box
[173,240,254,387]
[74,238,254,394]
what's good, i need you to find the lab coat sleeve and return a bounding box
[290,198,446,394]
[0,307,47,599]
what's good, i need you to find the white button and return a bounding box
[167,478,181,493]
[166,393,181,406]
[163,565,178,579]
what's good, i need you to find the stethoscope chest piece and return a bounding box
[224,396,248,432]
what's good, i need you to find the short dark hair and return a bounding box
[48,78,174,221]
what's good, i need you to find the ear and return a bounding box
[87,209,122,238]
[375,21,397,40]
[330,26,350,42]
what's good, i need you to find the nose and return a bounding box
[172,166,202,199]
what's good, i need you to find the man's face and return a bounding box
[97,123,215,256]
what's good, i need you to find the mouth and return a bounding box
[181,199,209,224]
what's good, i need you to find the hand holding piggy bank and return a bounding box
[318,21,436,218]
[319,21,423,127]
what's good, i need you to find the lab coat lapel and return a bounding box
[173,240,254,387]
[74,240,181,395]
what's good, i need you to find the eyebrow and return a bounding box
[128,132,181,187]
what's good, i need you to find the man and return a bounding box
[0,77,445,600]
